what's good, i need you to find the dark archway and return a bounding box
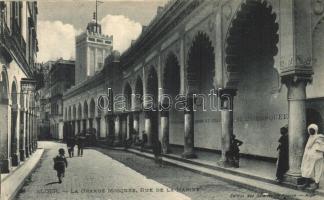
[146,67,159,145]
[134,77,143,138]
[124,83,133,140]
[135,77,143,109]
[224,1,281,158]
[0,70,10,172]
[306,108,323,133]
[163,52,181,152]
[187,32,215,94]
[89,99,95,130]
[225,0,279,87]
[186,32,215,153]
[77,103,82,133]
[83,101,88,131]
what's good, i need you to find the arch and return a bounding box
[89,98,96,118]
[223,1,285,158]
[11,81,18,105]
[134,76,143,110]
[68,106,72,121]
[77,103,82,119]
[306,108,323,133]
[225,0,279,88]
[83,100,88,118]
[145,66,159,144]
[146,67,159,108]
[73,105,76,120]
[0,70,9,102]
[163,52,181,97]
[64,107,68,121]
[187,31,215,94]
[123,82,132,111]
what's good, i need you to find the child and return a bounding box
[153,138,163,167]
[231,134,243,168]
[53,148,68,183]
[276,125,289,182]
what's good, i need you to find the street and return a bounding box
[15,141,277,200]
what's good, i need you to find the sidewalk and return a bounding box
[1,148,44,200]
[125,146,324,200]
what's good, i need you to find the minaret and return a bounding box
[75,13,113,84]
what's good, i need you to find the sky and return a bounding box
[36,0,168,62]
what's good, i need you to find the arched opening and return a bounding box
[77,103,82,133]
[225,1,283,158]
[123,83,133,141]
[83,101,88,132]
[146,67,159,145]
[306,108,323,137]
[134,77,144,138]
[163,52,181,151]
[89,99,95,131]
[187,32,216,150]
[0,71,9,172]
[11,81,19,166]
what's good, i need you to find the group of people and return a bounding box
[66,134,86,158]
[52,134,86,183]
[276,123,324,190]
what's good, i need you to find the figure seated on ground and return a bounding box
[140,133,148,152]
[106,135,115,146]
[124,138,133,149]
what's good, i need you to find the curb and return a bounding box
[1,149,45,200]
[124,148,322,200]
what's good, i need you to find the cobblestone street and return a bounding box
[15,141,278,200]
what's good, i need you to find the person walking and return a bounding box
[140,132,148,152]
[276,125,289,182]
[153,137,163,167]
[53,148,68,183]
[230,134,243,168]
[301,124,324,190]
[77,134,85,157]
[66,137,74,158]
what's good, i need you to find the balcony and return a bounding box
[12,20,26,57]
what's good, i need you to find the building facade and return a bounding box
[0,1,38,173]
[39,59,75,140]
[63,0,324,185]
[75,16,113,85]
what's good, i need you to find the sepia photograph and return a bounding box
[1,0,324,199]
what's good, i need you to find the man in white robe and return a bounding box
[301,124,324,190]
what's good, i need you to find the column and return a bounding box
[28,113,32,154]
[160,110,170,154]
[100,116,106,138]
[20,110,26,161]
[0,101,10,173]
[133,112,139,136]
[74,121,78,136]
[283,77,308,185]
[144,111,152,146]
[218,89,236,167]
[113,115,121,146]
[182,97,196,158]
[86,119,90,129]
[11,106,20,166]
[25,112,30,158]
